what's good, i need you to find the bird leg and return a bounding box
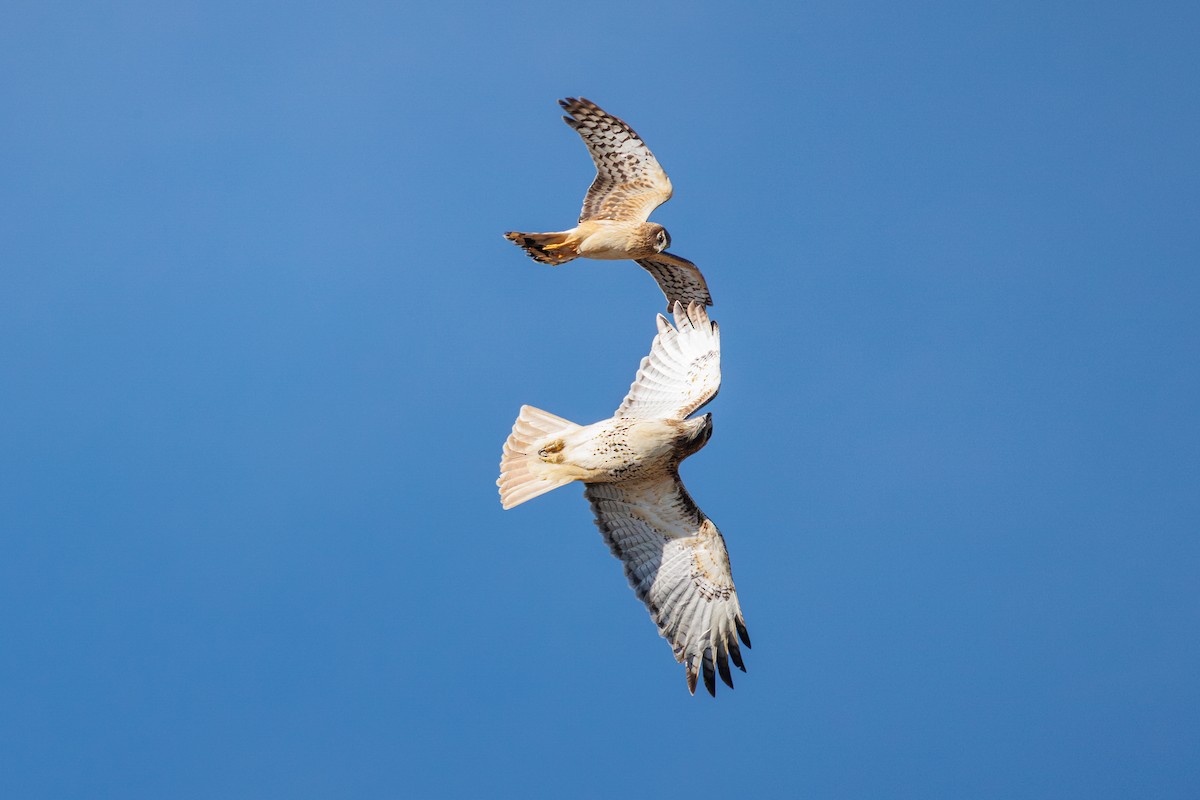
[538,439,565,463]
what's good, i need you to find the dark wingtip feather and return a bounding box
[686,665,697,695]
[736,617,752,648]
[702,655,716,697]
[717,648,733,689]
[729,639,746,672]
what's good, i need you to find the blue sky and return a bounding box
[2,1,1197,797]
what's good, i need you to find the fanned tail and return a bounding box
[503,231,578,265]
[498,405,581,509]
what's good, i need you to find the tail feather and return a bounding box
[498,405,581,509]
[503,231,578,265]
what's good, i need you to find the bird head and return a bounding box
[651,224,671,253]
[680,413,713,457]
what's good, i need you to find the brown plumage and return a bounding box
[504,98,713,311]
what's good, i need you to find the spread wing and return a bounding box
[616,302,720,421]
[634,252,713,312]
[585,476,750,696]
[561,97,673,223]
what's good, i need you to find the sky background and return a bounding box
[2,1,1198,797]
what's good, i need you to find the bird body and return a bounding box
[498,302,748,695]
[504,220,668,264]
[500,411,711,508]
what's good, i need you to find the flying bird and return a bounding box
[504,98,713,312]
[498,302,749,695]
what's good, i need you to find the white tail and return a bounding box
[498,405,581,509]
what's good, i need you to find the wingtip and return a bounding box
[559,96,594,110]
[736,617,752,649]
[559,97,586,121]
[655,313,671,335]
[717,648,733,689]
[672,301,689,328]
[702,656,717,697]
[729,638,746,672]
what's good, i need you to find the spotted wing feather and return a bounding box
[634,252,713,312]
[584,476,750,696]
[616,302,720,421]
[560,97,673,223]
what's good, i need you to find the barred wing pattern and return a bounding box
[585,477,750,696]
[616,302,720,421]
[635,253,713,312]
[561,97,674,223]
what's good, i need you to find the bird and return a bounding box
[504,98,713,312]
[498,302,749,696]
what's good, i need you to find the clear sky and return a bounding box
[2,1,1197,797]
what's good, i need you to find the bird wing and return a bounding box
[615,301,720,421]
[561,97,673,223]
[585,475,750,696]
[634,252,713,312]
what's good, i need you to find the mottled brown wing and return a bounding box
[584,475,750,696]
[634,252,713,312]
[560,97,673,223]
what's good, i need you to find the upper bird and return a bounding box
[498,302,748,696]
[504,98,712,312]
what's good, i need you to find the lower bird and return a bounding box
[498,302,749,695]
